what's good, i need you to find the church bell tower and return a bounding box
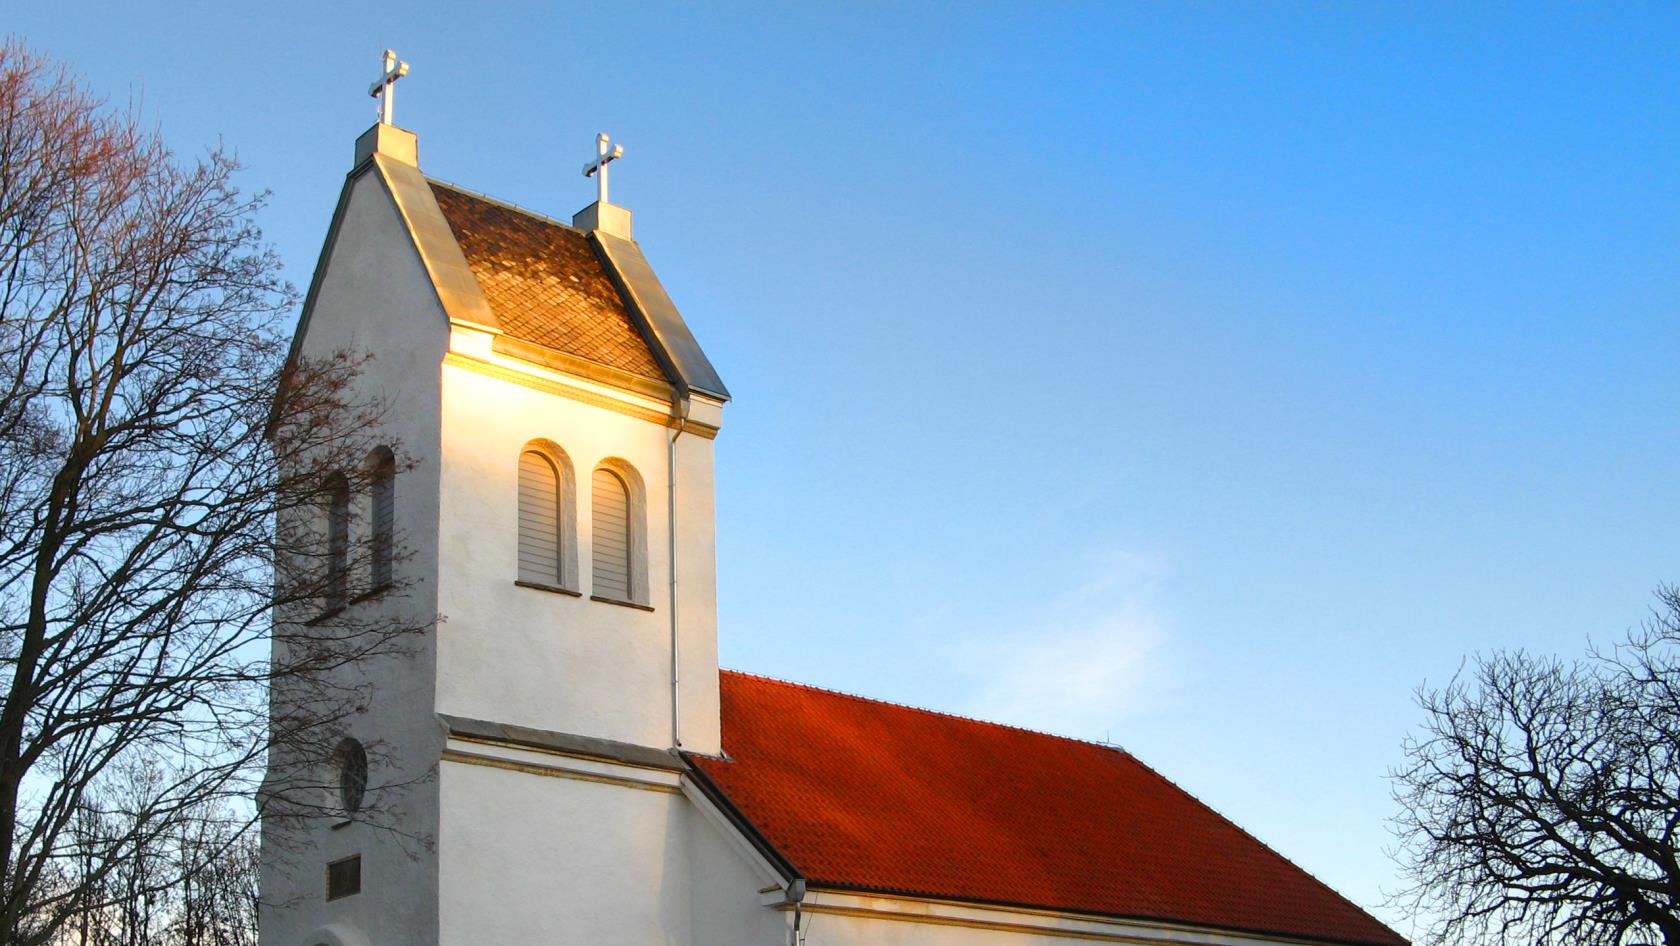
[262,50,730,946]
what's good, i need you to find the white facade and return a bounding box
[259,123,1354,946]
[433,329,723,754]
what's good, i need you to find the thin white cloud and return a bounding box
[944,550,1175,743]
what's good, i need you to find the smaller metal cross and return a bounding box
[582,133,625,205]
[368,49,410,125]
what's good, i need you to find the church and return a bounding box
[259,55,1407,946]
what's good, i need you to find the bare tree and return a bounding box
[1391,587,1680,946]
[42,777,259,946]
[0,42,424,945]
[175,813,260,946]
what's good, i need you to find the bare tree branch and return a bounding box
[1391,587,1680,946]
[0,41,429,946]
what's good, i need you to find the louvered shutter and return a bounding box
[518,452,562,585]
[591,469,631,600]
[371,463,394,588]
[326,477,350,609]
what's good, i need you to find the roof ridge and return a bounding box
[425,177,584,234]
[717,667,1132,755]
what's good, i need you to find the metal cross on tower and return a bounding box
[582,133,625,205]
[368,49,410,125]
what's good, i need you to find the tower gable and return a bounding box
[285,130,497,382]
[289,126,727,410]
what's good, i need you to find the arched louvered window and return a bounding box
[368,447,395,590]
[324,473,350,611]
[335,737,368,815]
[518,450,563,586]
[591,468,632,601]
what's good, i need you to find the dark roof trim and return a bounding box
[386,163,500,334]
[591,232,731,401]
[439,713,683,772]
[680,754,802,881]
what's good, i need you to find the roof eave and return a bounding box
[792,882,1408,946]
[679,753,800,881]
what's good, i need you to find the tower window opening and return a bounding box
[519,450,563,586]
[368,447,395,590]
[336,738,368,815]
[326,855,361,900]
[324,473,350,612]
[591,467,632,601]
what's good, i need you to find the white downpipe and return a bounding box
[667,395,691,748]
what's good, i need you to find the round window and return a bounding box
[337,738,368,815]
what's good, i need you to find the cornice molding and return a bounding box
[783,890,1361,946]
[441,738,682,796]
[442,349,719,438]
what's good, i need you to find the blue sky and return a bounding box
[15,2,1679,933]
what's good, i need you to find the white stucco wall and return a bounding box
[433,354,722,754]
[781,898,1344,946]
[261,162,449,946]
[436,751,785,946]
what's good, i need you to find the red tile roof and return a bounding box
[428,182,667,383]
[690,671,1405,946]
